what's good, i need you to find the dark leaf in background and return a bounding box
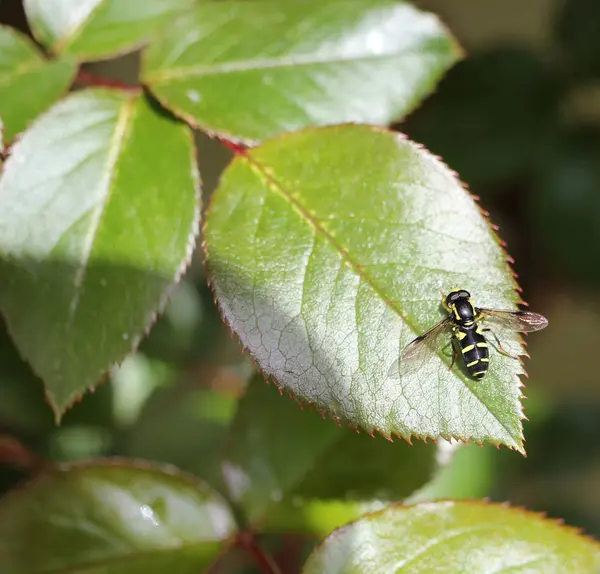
[532,128,600,285]
[221,377,437,530]
[204,124,527,451]
[142,0,460,143]
[0,460,236,573]
[0,318,54,435]
[557,0,600,81]
[23,0,194,61]
[123,384,238,494]
[0,89,200,419]
[405,46,559,188]
[302,501,600,573]
[0,25,76,142]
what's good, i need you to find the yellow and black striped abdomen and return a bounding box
[456,326,489,379]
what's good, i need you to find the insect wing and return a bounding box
[388,317,451,377]
[478,308,548,333]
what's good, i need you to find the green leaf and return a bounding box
[264,499,386,537]
[24,0,194,61]
[0,460,236,573]
[302,501,600,573]
[204,125,526,452]
[221,376,437,528]
[142,0,460,143]
[123,385,237,493]
[0,318,55,434]
[0,89,200,420]
[0,25,76,142]
[407,443,493,503]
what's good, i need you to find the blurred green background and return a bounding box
[2,0,600,561]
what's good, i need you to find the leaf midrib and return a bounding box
[242,151,522,449]
[0,55,47,86]
[52,0,105,53]
[66,95,137,327]
[146,48,444,83]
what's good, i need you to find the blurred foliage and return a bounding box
[403,0,600,542]
[405,46,560,188]
[2,0,600,571]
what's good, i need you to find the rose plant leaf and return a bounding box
[204,125,527,453]
[142,0,461,143]
[221,375,437,529]
[0,88,200,419]
[0,460,236,573]
[0,25,76,143]
[302,501,600,573]
[123,385,238,494]
[24,0,194,61]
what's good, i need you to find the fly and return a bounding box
[391,288,548,380]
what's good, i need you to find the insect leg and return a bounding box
[449,347,458,371]
[482,328,519,359]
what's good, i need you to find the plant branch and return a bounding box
[74,69,139,92]
[0,436,49,474]
[236,531,281,574]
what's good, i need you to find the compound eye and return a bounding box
[459,290,470,299]
[445,293,457,307]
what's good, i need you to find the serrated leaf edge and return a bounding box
[140,1,464,145]
[307,498,600,557]
[203,125,528,454]
[0,88,201,422]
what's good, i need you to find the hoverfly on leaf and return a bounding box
[390,289,548,380]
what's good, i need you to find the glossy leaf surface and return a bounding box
[221,377,436,527]
[0,461,235,573]
[0,89,200,418]
[0,25,75,142]
[204,125,526,451]
[24,0,193,60]
[302,501,600,573]
[143,0,460,143]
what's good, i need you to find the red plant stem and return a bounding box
[74,69,138,91]
[220,138,248,156]
[236,531,281,574]
[0,436,48,474]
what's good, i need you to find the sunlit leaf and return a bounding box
[0,460,236,573]
[24,0,193,60]
[0,25,75,142]
[142,0,460,143]
[302,501,600,573]
[0,89,200,419]
[221,376,437,528]
[204,125,527,451]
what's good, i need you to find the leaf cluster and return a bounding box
[0,1,597,572]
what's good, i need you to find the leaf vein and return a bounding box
[67,96,136,326]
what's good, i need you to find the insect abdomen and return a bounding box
[457,327,489,379]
